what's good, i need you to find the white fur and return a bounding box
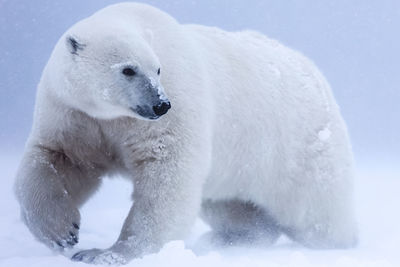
[15,2,357,265]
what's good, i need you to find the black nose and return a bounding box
[153,101,171,116]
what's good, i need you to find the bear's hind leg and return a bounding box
[277,167,358,249]
[200,199,281,246]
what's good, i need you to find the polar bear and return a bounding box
[14,2,357,265]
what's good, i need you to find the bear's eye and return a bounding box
[122,67,136,77]
[157,68,161,75]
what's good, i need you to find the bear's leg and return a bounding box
[14,145,102,250]
[72,159,204,264]
[282,210,358,249]
[281,201,358,249]
[277,172,358,249]
[200,199,281,246]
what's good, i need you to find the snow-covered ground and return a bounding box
[0,153,399,267]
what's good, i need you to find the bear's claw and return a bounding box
[52,224,79,250]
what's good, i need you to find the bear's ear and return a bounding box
[66,35,86,55]
[143,29,154,46]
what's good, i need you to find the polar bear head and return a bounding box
[47,21,170,120]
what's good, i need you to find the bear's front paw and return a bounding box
[72,248,127,265]
[21,199,81,250]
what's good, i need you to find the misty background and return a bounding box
[0,0,399,169]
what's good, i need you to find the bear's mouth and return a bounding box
[130,106,160,120]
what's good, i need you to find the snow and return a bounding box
[318,127,331,141]
[0,153,399,267]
